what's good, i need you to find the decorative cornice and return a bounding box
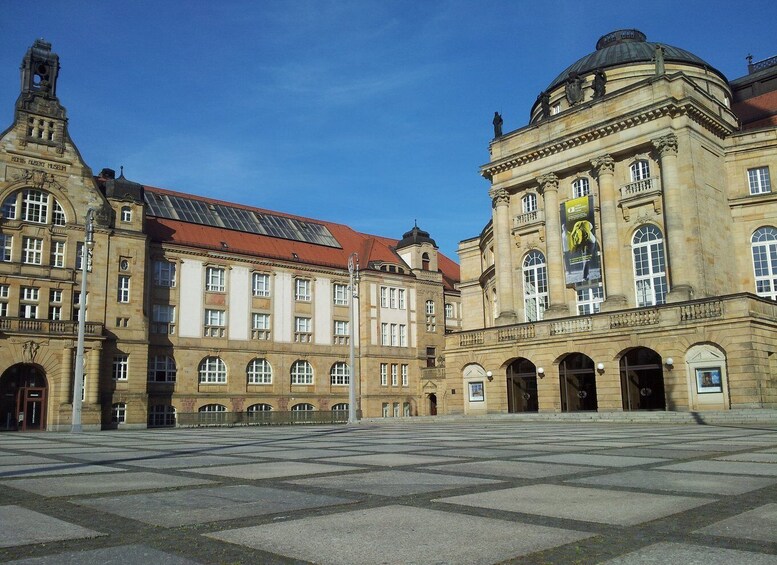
[536,173,559,194]
[591,155,615,176]
[652,133,678,156]
[481,100,732,180]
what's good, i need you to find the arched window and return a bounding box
[148,404,176,427]
[247,403,272,424]
[2,194,17,219]
[290,360,313,385]
[247,403,272,412]
[247,358,272,384]
[522,193,537,213]
[523,251,548,322]
[3,189,67,226]
[630,160,651,182]
[330,362,350,386]
[148,355,176,382]
[198,404,227,424]
[752,227,777,300]
[632,225,668,306]
[332,403,348,412]
[199,357,226,384]
[422,252,430,270]
[572,178,590,198]
[291,403,314,411]
[52,200,66,225]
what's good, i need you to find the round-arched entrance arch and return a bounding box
[620,347,666,411]
[506,358,538,413]
[0,364,48,431]
[559,353,598,412]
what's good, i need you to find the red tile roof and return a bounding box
[142,186,460,290]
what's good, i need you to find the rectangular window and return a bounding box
[50,289,62,303]
[399,324,407,347]
[295,279,311,301]
[118,275,130,303]
[748,166,772,195]
[295,316,312,342]
[112,355,129,381]
[334,320,349,335]
[75,242,92,271]
[153,260,176,287]
[151,304,175,334]
[22,237,43,265]
[0,234,11,262]
[426,346,437,368]
[50,240,65,268]
[251,313,271,340]
[204,309,226,337]
[205,267,226,292]
[333,283,348,305]
[445,303,454,319]
[390,323,398,346]
[73,291,88,321]
[0,284,8,298]
[252,272,270,297]
[576,283,604,315]
[380,287,388,308]
[389,288,397,308]
[381,323,389,346]
[0,302,7,317]
[112,403,126,424]
[401,364,408,387]
[148,355,176,382]
[380,363,387,386]
[20,287,39,319]
[391,364,398,386]
[22,190,48,223]
[398,289,406,309]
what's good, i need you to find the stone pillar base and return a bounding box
[495,311,518,325]
[600,295,629,312]
[666,285,693,303]
[543,304,571,319]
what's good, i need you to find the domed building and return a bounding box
[446,30,777,416]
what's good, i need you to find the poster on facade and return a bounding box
[560,195,601,285]
[696,367,723,394]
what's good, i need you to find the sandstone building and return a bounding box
[0,40,460,431]
[446,30,777,416]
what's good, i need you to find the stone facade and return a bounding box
[446,30,777,416]
[0,41,460,431]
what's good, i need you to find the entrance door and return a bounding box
[0,364,48,431]
[507,358,538,413]
[559,353,598,411]
[429,393,437,416]
[620,348,665,410]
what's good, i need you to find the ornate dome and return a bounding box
[395,223,436,249]
[545,29,725,91]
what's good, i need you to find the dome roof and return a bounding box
[546,29,725,91]
[395,223,436,249]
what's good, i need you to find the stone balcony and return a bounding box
[0,317,104,337]
[452,293,774,349]
[618,176,662,220]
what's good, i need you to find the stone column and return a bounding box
[592,155,628,310]
[652,133,692,302]
[537,174,569,317]
[86,343,102,405]
[490,188,517,324]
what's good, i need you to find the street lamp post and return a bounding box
[71,209,94,433]
[348,253,360,424]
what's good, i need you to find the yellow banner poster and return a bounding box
[560,195,601,285]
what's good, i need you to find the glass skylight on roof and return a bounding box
[144,191,341,248]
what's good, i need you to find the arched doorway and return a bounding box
[559,353,597,411]
[621,348,666,410]
[507,358,538,413]
[0,364,48,431]
[428,393,437,416]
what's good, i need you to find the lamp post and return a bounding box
[71,209,94,433]
[348,253,360,424]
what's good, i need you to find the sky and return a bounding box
[1,1,775,260]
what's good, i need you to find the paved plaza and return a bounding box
[2,420,777,564]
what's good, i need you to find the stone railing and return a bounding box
[0,318,103,336]
[420,367,446,380]
[619,177,660,199]
[514,209,544,228]
[609,309,660,328]
[550,317,592,335]
[498,325,535,342]
[680,299,723,321]
[749,55,777,74]
[460,331,484,346]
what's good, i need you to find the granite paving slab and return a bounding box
[525,453,667,467]
[59,450,166,463]
[4,544,203,564]
[567,469,777,495]
[716,452,777,463]
[78,484,356,527]
[658,460,777,476]
[319,453,461,466]
[589,448,720,459]
[425,459,597,478]
[186,461,363,479]
[423,447,543,458]
[1,471,216,496]
[436,484,714,526]
[602,542,777,564]
[245,448,360,459]
[120,454,255,469]
[206,504,594,565]
[0,454,62,466]
[288,469,503,496]
[695,503,777,543]
[0,505,102,548]
[0,463,126,478]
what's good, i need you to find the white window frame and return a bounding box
[291,360,314,385]
[199,357,227,384]
[52,200,66,226]
[247,358,272,384]
[153,260,176,287]
[632,225,669,307]
[630,160,651,182]
[295,278,311,301]
[118,275,130,303]
[0,234,11,262]
[399,324,407,347]
[748,167,772,195]
[22,189,48,223]
[205,266,226,292]
[333,283,348,305]
[112,355,129,381]
[330,362,350,386]
[401,364,408,387]
[572,177,590,198]
[445,303,454,319]
[576,283,604,315]
[252,272,271,297]
[204,309,226,337]
[252,312,271,340]
[391,364,398,386]
[523,250,548,322]
[380,363,387,386]
[398,288,406,309]
[752,227,777,300]
[381,323,389,346]
[111,403,126,424]
[51,240,65,268]
[22,236,43,265]
[380,287,388,308]
[120,206,132,222]
[522,193,537,213]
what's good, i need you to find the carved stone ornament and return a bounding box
[537,173,559,194]
[591,155,615,176]
[10,168,65,191]
[22,340,40,363]
[652,134,678,156]
[489,188,510,207]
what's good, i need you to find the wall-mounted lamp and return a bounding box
[596,362,605,373]
[537,367,544,378]
[664,357,674,369]
[486,370,493,381]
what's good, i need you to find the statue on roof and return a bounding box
[492,111,503,138]
[592,69,607,98]
[565,71,584,105]
[538,91,551,118]
[654,44,666,75]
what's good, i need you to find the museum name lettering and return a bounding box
[10,155,67,171]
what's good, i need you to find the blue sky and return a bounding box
[1,1,775,259]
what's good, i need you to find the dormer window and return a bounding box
[120,206,132,223]
[422,252,430,271]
